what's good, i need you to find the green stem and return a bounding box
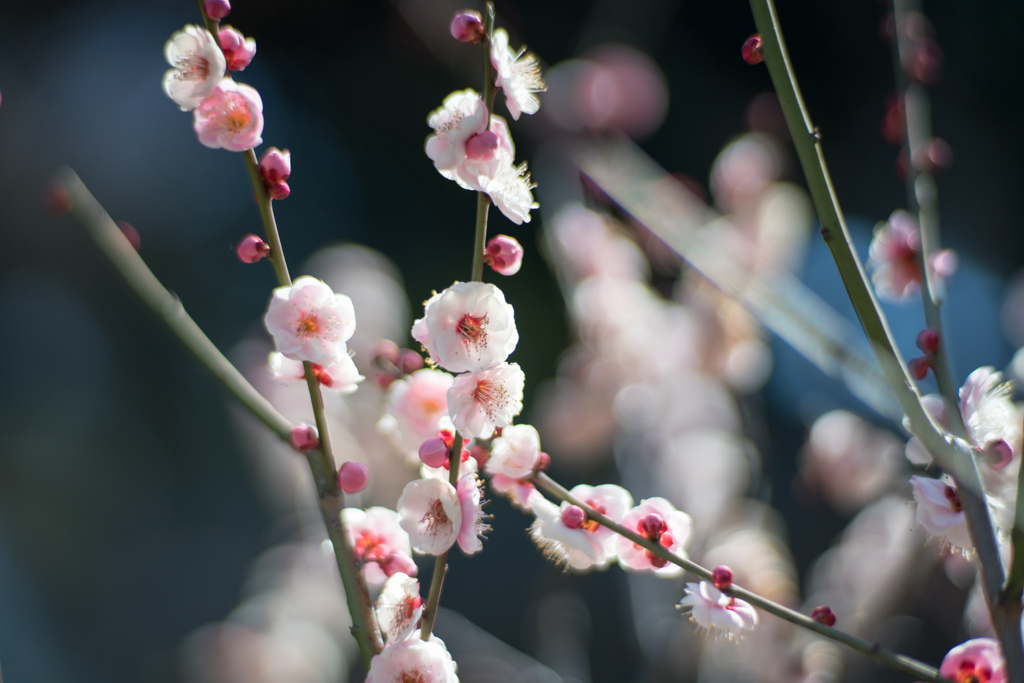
[748,0,1022,675]
[419,433,463,640]
[243,149,291,286]
[533,473,948,683]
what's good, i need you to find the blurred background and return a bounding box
[1,0,1023,681]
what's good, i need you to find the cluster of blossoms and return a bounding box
[424,15,545,225]
[162,14,262,152]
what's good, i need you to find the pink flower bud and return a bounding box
[267,180,290,200]
[399,349,425,375]
[987,440,1014,470]
[741,34,763,65]
[450,10,485,44]
[380,551,418,578]
[290,425,319,451]
[711,565,733,590]
[204,0,231,20]
[338,461,369,493]
[915,328,940,356]
[373,339,401,367]
[810,605,836,627]
[465,131,499,160]
[908,356,931,380]
[419,437,450,468]
[218,26,256,71]
[236,234,270,263]
[561,505,586,529]
[259,147,292,182]
[484,235,524,276]
[117,220,141,251]
[536,451,551,471]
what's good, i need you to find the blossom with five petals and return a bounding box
[365,632,459,683]
[378,368,455,459]
[162,25,226,110]
[678,581,758,640]
[192,78,264,152]
[446,362,525,439]
[263,276,356,367]
[397,477,462,555]
[490,28,545,120]
[412,282,518,373]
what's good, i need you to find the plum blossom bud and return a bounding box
[450,10,485,44]
[485,235,524,276]
[939,639,1006,683]
[267,180,290,200]
[561,505,586,529]
[916,328,940,356]
[218,26,256,71]
[236,234,269,263]
[338,461,369,493]
[290,424,319,451]
[537,452,551,471]
[741,34,763,65]
[204,0,230,20]
[259,147,291,182]
[908,356,931,380]
[987,440,1014,470]
[399,349,425,374]
[810,605,836,627]
[419,437,450,469]
[712,565,733,590]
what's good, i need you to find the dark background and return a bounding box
[0,0,1022,681]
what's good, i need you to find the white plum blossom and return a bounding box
[678,581,758,640]
[264,276,356,368]
[568,484,634,555]
[447,362,525,439]
[267,350,363,394]
[398,477,462,555]
[910,475,974,557]
[374,572,423,643]
[342,507,417,591]
[425,89,488,175]
[378,369,455,459]
[614,497,693,577]
[162,25,226,110]
[365,633,459,683]
[486,423,541,480]
[413,282,518,373]
[529,496,607,571]
[490,28,545,120]
[424,92,538,225]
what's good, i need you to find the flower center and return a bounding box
[354,531,386,563]
[473,379,509,418]
[943,485,963,513]
[312,363,333,387]
[581,503,606,534]
[176,54,210,81]
[457,313,488,344]
[955,659,992,683]
[296,312,321,338]
[422,499,451,536]
[223,92,253,132]
[400,670,429,683]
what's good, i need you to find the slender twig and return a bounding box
[533,473,948,683]
[470,2,497,283]
[745,2,1024,675]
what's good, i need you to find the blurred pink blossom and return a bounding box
[378,368,454,459]
[678,580,758,639]
[939,638,1006,683]
[910,475,973,557]
[343,506,416,590]
[218,26,256,71]
[193,79,264,151]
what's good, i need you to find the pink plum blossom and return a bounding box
[374,572,423,643]
[342,506,417,590]
[678,581,758,640]
[162,25,226,111]
[267,350,364,394]
[264,276,356,367]
[490,28,545,120]
[939,638,1006,683]
[447,362,525,439]
[203,0,230,20]
[614,497,692,576]
[192,78,264,152]
[218,26,256,72]
[365,633,458,683]
[868,210,922,301]
[425,89,488,175]
[529,496,608,571]
[398,477,462,555]
[569,484,634,554]
[378,368,455,458]
[413,282,518,373]
[236,234,269,263]
[485,423,541,480]
[910,475,973,557]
